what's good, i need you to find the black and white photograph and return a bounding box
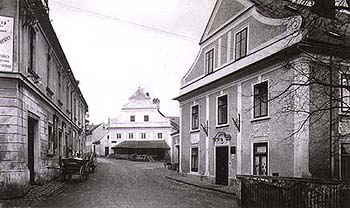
[1,0,350,207]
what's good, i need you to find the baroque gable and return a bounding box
[180,0,302,93]
[201,0,252,43]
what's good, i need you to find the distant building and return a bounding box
[109,88,176,161]
[0,0,88,199]
[170,117,180,170]
[175,0,350,187]
[86,123,109,156]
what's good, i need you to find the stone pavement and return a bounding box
[164,171,237,196]
[0,180,64,208]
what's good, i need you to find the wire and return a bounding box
[50,1,199,42]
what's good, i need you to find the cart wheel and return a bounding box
[80,166,87,182]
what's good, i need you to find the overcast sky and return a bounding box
[49,0,216,124]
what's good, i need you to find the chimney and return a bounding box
[153,98,160,110]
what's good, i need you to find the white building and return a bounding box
[108,88,175,161]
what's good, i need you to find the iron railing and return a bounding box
[237,175,350,208]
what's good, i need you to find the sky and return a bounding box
[48,0,216,124]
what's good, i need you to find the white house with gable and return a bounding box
[108,87,176,161]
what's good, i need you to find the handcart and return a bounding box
[60,157,89,182]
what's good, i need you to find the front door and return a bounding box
[105,147,109,156]
[28,116,37,185]
[216,146,228,185]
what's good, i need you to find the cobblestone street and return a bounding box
[35,158,238,208]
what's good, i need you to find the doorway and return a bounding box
[105,147,109,156]
[28,116,38,185]
[216,146,228,185]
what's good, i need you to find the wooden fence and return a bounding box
[237,175,350,208]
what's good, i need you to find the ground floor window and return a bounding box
[341,143,350,180]
[253,142,268,176]
[191,147,199,172]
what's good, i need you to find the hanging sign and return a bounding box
[0,16,14,72]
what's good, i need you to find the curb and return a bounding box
[165,175,235,196]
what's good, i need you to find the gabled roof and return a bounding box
[200,0,253,44]
[122,87,156,109]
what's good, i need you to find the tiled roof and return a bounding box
[112,140,170,149]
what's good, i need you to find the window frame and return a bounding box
[253,142,268,176]
[234,27,248,61]
[217,94,228,126]
[191,147,199,173]
[130,115,135,122]
[205,48,215,74]
[157,133,163,139]
[191,104,199,131]
[253,81,269,119]
[141,133,146,139]
[116,133,121,139]
[144,115,149,122]
[28,26,37,72]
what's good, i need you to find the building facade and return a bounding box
[175,0,350,187]
[86,123,109,156]
[0,0,88,199]
[108,88,174,161]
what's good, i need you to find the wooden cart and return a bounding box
[60,158,89,182]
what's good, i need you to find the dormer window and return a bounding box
[205,49,214,74]
[235,28,247,60]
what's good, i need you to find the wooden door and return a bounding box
[216,146,228,185]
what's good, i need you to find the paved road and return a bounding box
[36,158,238,208]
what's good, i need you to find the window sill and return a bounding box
[216,123,229,128]
[251,116,270,122]
[190,129,200,133]
[189,171,199,175]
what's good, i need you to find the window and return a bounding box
[191,147,199,172]
[111,141,117,143]
[130,115,135,122]
[116,133,121,139]
[235,28,247,60]
[141,133,146,139]
[144,115,149,122]
[46,53,51,87]
[47,124,53,154]
[253,143,268,176]
[205,49,214,74]
[128,133,133,139]
[253,81,268,118]
[28,26,36,71]
[341,74,350,112]
[191,105,199,130]
[217,95,228,125]
[66,85,69,110]
[157,133,162,139]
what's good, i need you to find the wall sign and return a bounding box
[0,16,14,72]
